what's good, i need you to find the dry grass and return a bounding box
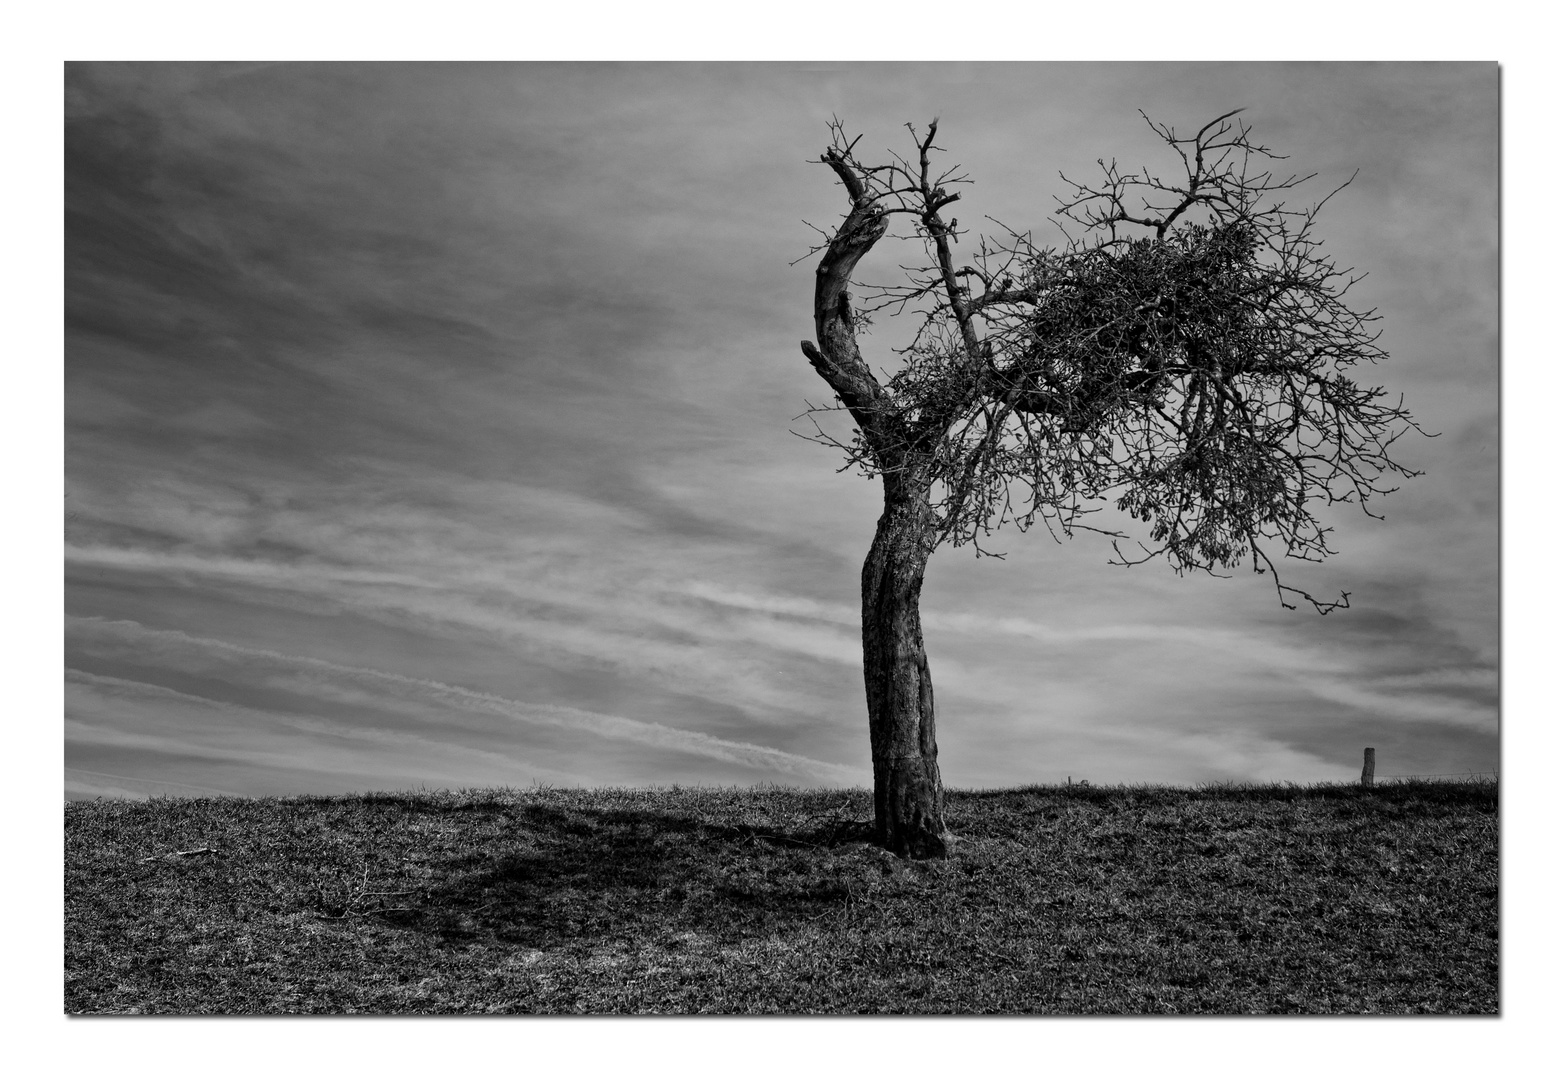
[64,779,1497,1014]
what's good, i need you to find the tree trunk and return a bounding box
[861,474,949,859]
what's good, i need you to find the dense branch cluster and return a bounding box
[799,111,1422,611]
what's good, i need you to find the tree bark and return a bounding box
[861,472,949,859]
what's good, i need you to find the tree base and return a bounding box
[874,759,950,860]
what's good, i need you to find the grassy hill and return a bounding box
[64,780,1497,1014]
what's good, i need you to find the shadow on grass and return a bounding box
[341,780,1499,955]
[377,800,880,952]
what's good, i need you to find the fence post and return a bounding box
[1361,747,1375,787]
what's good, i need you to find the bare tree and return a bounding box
[798,112,1422,858]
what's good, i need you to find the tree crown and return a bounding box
[798,111,1424,612]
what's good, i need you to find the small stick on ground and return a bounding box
[139,847,221,863]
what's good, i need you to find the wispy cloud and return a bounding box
[68,618,866,791]
[65,768,244,801]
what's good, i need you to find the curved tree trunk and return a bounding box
[799,142,949,857]
[861,473,949,859]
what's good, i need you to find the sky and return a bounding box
[63,62,1499,800]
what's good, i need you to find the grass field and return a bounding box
[64,780,1498,1015]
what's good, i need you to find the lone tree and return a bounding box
[798,112,1421,859]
